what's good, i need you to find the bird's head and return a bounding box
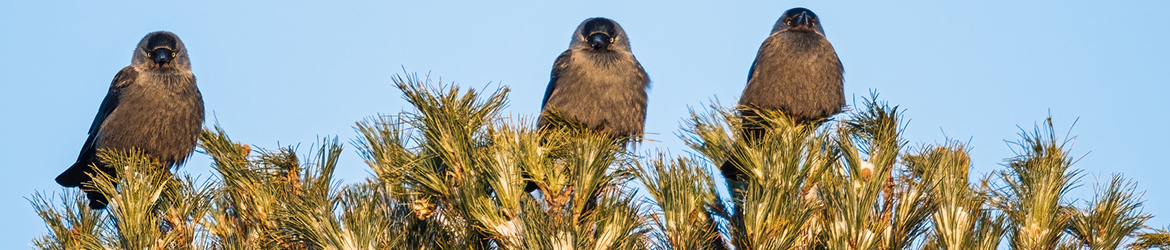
[773,7,826,35]
[573,18,630,52]
[132,31,190,69]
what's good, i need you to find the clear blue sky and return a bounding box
[2,1,1167,247]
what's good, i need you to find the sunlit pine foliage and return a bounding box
[27,75,1169,250]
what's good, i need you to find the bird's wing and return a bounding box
[631,54,651,89]
[747,59,763,87]
[746,42,768,85]
[74,67,137,161]
[541,50,573,109]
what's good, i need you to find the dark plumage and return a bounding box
[527,18,649,194]
[722,8,845,183]
[739,7,844,122]
[55,31,204,209]
[538,17,650,140]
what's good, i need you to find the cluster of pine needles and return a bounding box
[29,73,1170,249]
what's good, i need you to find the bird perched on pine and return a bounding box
[722,7,845,186]
[538,17,650,144]
[56,31,205,209]
[740,7,844,124]
[530,17,650,193]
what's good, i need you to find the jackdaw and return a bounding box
[538,17,650,142]
[55,31,204,209]
[740,7,844,123]
[529,17,649,193]
[722,7,845,185]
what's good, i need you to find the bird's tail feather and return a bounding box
[58,160,111,209]
[55,161,93,187]
[86,190,108,209]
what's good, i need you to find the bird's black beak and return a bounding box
[589,33,611,50]
[152,48,173,65]
[797,11,812,27]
